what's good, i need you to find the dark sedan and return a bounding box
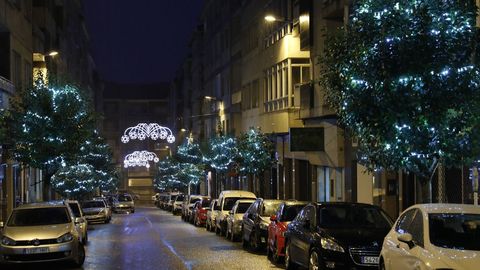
[284,202,393,270]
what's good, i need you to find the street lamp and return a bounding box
[204,96,217,101]
[264,14,292,23]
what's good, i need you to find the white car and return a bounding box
[380,203,480,270]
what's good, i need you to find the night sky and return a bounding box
[83,0,204,84]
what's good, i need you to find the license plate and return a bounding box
[24,247,49,254]
[361,256,379,264]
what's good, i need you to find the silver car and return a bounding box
[226,199,255,241]
[206,199,219,232]
[0,202,85,266]
[114,193,135,213]
[81,200,110,223]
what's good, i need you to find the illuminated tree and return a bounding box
[7,77,96,200]
[238,128,274,176]
[176,137,205,186]
[204,135,238,174]
[320,0,480,179]
[154,157,182,191]
[51,163,97,199]
[78,133,118,193]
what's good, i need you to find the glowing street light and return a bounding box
[123,150,159,169]
[121,123,175,144]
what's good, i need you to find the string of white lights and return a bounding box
[121,123,175,143]
[123,150,160,168]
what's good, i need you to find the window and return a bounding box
[396,209,417,234]
[264,59,310,112]
[410,210,424,247]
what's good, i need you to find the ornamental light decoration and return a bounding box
[121,123,175,144]
[124,150,160,169]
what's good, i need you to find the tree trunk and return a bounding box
[42,172,53,202]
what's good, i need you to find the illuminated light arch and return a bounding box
[123,150,160,169]
[121,123,175,144]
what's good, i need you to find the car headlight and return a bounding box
[1,236,16,246]
[321,237,344,253]
[57,233,74,243]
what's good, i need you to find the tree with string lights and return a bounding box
[238,127,274,176]
[320,0,480,187]
[154,156,182,191]
[176,137,205,190]
[5,77,97,200]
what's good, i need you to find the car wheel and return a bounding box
[230,229,236,242]
[225,227,230,239]
[285,241,296,270]
[72,243,85,267]
[250,230,259,251]
[215,225,220,235]
[241,228,249,249]
[272,239,281,263]
[309,249,319,270]
[206,221,210,231]
[266,242,272,259]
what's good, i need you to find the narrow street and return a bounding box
[81,206,283,270]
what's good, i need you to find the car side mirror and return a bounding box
[398,233,414,249]
[270,215,277,222]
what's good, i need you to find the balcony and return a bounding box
[0,75,14,94]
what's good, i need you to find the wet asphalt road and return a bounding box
[81,206,284,270]
[5,206,285,270]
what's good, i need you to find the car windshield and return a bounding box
[82,201,105,208]
[261,201,282,217]
[429,213,480,251]
[8,207,70,226]
[236,203,252,214]
[176,195,184,201]
[223,197,247,211]
[318,205,392,229]
[281,204,307,222]
[68,203,81,217]
[118,195,132,202]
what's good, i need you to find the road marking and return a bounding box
[161,238,193,270]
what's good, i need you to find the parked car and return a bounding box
[380,203,480,270]
[206,199,219,232]
[267,200,308,262]
[215,190,257,236]
[65,200,89,244]
[114,193,135,213]
[284,202,393,270]
[172,194,185,215]
[183,195,208,223]
[93,196,112,222]
[167,194,179,212]
[81,200,110,224]
[192,197,212,227]
[0,201,85,266]
[242,198,283,250]
[226,199,255,241]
